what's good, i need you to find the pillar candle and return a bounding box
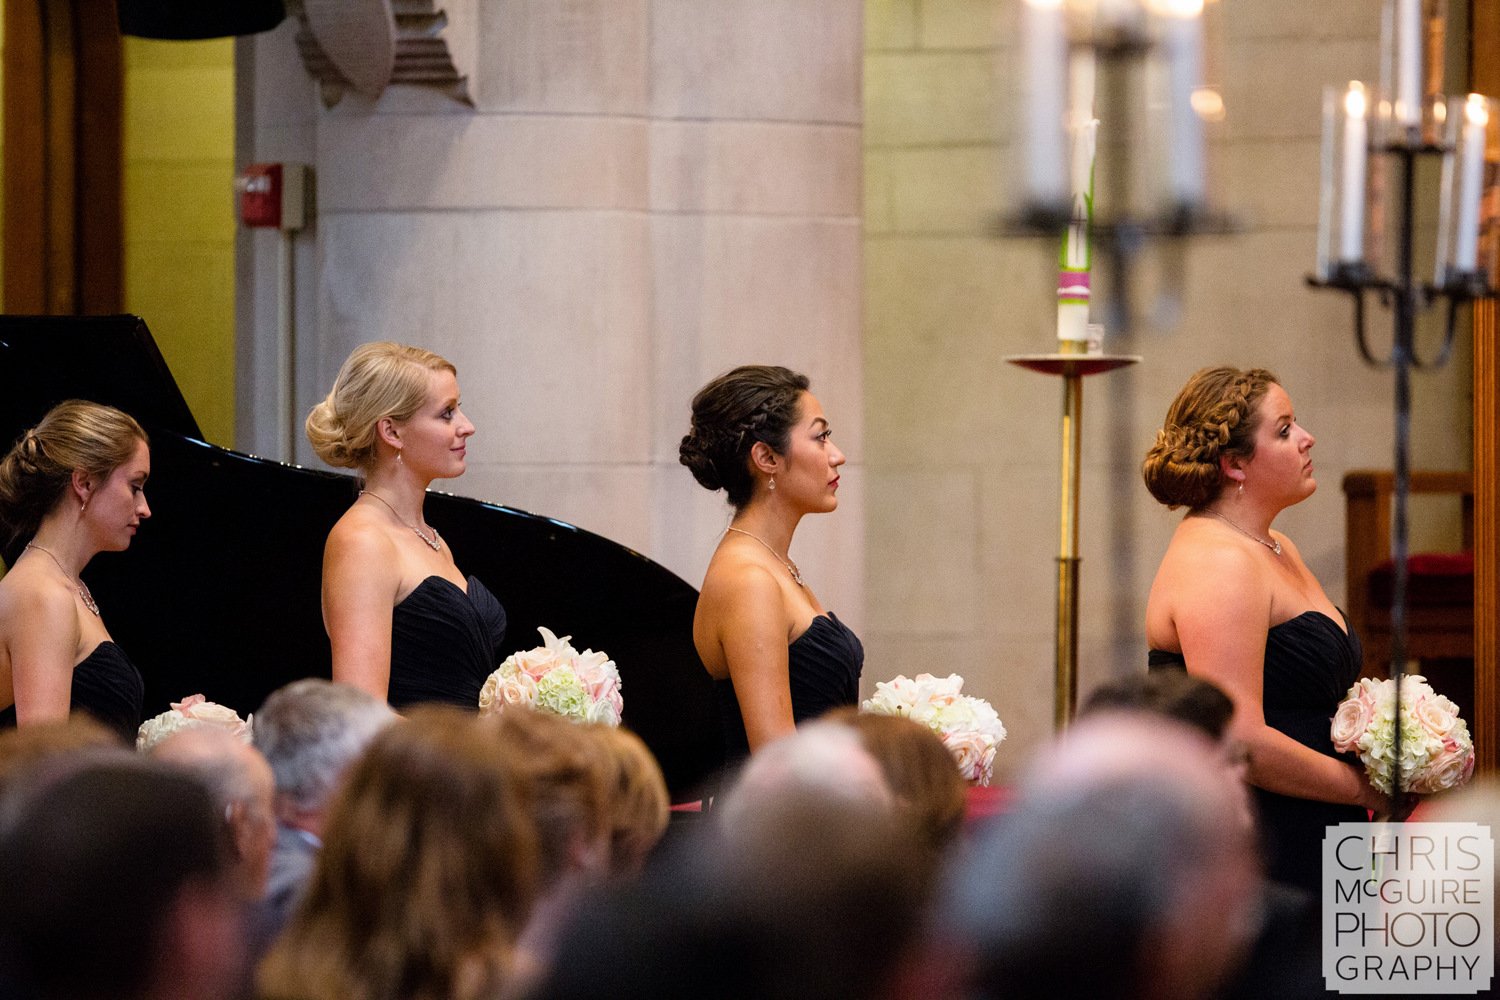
[1340,83,1369,264]
[1455,95,1489,272]
[1023,0,1069,208]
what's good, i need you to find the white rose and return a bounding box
[943,730,995,786]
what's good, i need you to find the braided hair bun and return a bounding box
[679,366,811,510]
[1142,367,1279,510]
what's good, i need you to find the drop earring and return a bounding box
[1237,481,1244,497]
[396,450,403,464]
[768,476,776,492]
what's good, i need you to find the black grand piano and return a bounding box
[0,315,724,799]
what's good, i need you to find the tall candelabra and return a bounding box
[1006,0,1242,727]
[1306,0,1496,808]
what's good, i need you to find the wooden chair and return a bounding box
[1342,470,1475,683]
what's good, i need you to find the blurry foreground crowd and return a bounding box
[0,671,1481,1000]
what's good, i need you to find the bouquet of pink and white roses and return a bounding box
[862,672,1007,786]
[136,694,253,751]
[479,626,623,726]
[1330,675,1475,796]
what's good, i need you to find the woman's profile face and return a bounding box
[394,369,475,480]
[1238,383,1316,505]
[774,392,846,514]
[85,437,151,551]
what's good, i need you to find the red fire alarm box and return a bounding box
[237,163,309,231]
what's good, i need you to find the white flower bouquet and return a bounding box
[479,626,623,726]
[1330,675,1476,796]
[136,694,254,751]
[862,672,1007,786]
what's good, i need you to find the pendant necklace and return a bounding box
[725,526,803,585]
[360,490,442,551]
[24,542,101,615]
[1205,509,1281,556]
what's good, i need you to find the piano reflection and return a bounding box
[0,315,723,799]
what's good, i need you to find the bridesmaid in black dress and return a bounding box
[0,401,151,741]
[679,366,862,760]
[307,343,504,708]
[1142,366,1388,892]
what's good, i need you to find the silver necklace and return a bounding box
[1206,509,1281,556]
[360,490,442,551]
[725,526,803,586]
[24,543,100,616]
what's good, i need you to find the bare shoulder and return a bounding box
[1152,521,1274,621]
[325,506,398,562]
[0,568,79,642]
[699,553,785,616]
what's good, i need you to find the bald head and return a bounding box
[151,727,276,900]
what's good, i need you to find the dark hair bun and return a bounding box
[679,366,811,510]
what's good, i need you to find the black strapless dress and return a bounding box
[0,640,144,743]
[1150,609,1367,893]
[715,612,864,762]
[388,575,507,710]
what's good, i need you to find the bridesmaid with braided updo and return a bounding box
[0,401,151,741]
[1142,366,1385,893]
[680,366,860,760]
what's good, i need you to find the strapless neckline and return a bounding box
[0,640,144,743]
[388,573,507,710]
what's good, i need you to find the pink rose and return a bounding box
[942,729,995,786]
[1409,742,1474,794]
[171,693,208,714]
[1330,688,1375,753]
[1413,694,1460,739]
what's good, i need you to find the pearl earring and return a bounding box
[1237,481,1244,497]
[396,450,403,464]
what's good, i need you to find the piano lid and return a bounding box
[0,315,724,798]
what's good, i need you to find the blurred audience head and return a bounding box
[590,724,670,876]
[1080,670,1235,743]
[0,758,242,1000]
[252,678,395,835]
[942,714,1262,1000]
[534,783,930,1000]
[716,719,892,831]
[0,715,125,807]
[490,708,612,885]
[258,707,538,1000]
[150,725,277,901]
[823,706,967,852]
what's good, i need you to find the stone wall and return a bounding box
[862,0,1474,779]
[236,2,867,627]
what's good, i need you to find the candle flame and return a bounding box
[1466,93,1490,129]
[1145,0,1204,16]
[1345,82,1368,120]
[1191,88,1225,122]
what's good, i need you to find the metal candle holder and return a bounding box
[1307,117,1495,809]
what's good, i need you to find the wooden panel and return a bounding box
[1,0,123,315]
[3,0,47,312]
[1474,0,1500,775]
[76,0,123,314]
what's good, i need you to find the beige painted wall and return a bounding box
[237,2,866,627]
[863,0,1474,780]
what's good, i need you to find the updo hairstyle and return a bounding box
[305,342,456,471]
[0,400,147,544]
[679,365,811,510]
[1142,366,1279,511]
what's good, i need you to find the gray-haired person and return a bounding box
[252,679,395,935]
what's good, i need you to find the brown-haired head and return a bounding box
[822,707,967,853]
[487,708,612,886]
[258,707,538,1000]
[591,725,669,876]
[0,401,148,545]
[679,365,811,510]
[1141,366,1279,510]
[305,342,457,472]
